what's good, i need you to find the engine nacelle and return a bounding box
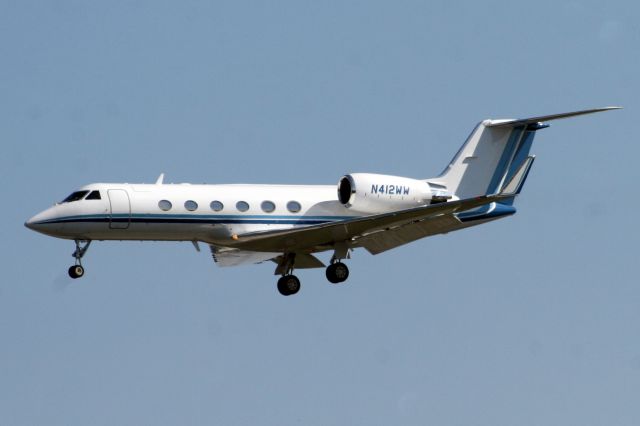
[337,173,433,214]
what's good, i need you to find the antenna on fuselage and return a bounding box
[155,173,165,185]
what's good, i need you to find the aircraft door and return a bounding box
[108,189,131,229]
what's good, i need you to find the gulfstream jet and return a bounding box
[25,107,619,296]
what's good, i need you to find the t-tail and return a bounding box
[430,107,621,206]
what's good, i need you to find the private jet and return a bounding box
[25,107,619,295]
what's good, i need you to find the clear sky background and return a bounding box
[1,1,639,425]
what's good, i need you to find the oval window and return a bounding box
[184,200,198,211]
[210,200,224,211]
[287,201,301,213]
[261,200,276,213]
[158,200,172,211]
[236,201,250,212]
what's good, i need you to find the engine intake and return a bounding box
[338,175,355,205]
[337,173,434,214]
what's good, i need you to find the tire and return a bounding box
[326,262,349,284]
[277,275,301,296]
[68,265,84,279]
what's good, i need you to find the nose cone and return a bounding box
[25,208,58,235]
[25,211,46,233]
[24,217,35,230]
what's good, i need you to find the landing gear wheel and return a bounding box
[68,265,85,279]
[277,275,301,296]
[326,262,349,284]
[68,240,91,279]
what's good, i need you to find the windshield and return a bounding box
[85,190,101,200]
[61,190,90,203]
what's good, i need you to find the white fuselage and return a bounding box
[26,183,359,246]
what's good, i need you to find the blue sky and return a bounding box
[2,1,639,425]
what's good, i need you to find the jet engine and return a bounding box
[337,173,434,214]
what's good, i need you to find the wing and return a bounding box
[354,213,462,254]
[223,194,511,253]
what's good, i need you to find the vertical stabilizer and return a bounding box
[433,122,538,199]
[431,107,620,200]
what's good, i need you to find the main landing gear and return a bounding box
[274,254,351,296]
[274,253,302,296]
[326,244,350,285]
[68,240,91,279]
[277,275,301,296]
[326,261,349,284]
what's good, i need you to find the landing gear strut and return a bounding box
[69,240,91,279]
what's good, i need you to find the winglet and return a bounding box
[155,173,165,185]
[485,106,622,128]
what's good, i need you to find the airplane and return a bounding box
[25,107,620,296]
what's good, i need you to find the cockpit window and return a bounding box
[85,190,101,200]
[62,191,89,203]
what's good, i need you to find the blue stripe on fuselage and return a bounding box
[32,213,356,226]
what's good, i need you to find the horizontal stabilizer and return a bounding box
[485,106,621,128]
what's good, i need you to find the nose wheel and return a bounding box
[68,240,91,279]
[68,265,85,279]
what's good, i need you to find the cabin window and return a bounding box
[62,190,89,203]
[286,200,301,213]
[85,190,101,200]
[210,201,224,211]
[185,200,198,211]
[261,200,276,213]
[158,200,172,211]
[236,201,250,212]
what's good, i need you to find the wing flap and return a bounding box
[356,214,462,254]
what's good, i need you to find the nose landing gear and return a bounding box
[68,264,84,279]
[68,240,91,279]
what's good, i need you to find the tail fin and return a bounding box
[431,107,620,200]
